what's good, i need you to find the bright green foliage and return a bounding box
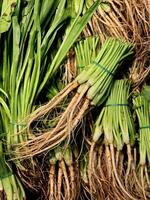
[93,79,135,148]
[0,0,99,198]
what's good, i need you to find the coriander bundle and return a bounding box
[89,79,141,199]
[133,95,150,199]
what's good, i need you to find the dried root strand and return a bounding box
[17,96,90,158]
[118,152,124,177]
[95,144,124,200]
[61,160,71,200]
[97,146,106,181]
[110,144,137,200]
[140,165,147,200]
[57,163,63,200]
[48,164,56,200]
[88,142,106,199]
[90,0,150,89]
[68,165,76,200]
[105,144,112,181]
[29,81,79,125]
[88,142,96,195]
[125,144,133,188]
[74,157,81,198]
[105,146,124,200]
[145,166,150,189]
[123,144,144,199]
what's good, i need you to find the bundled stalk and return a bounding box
[16,37,134,158]
[75,36,100,74]
[47,36,100,100]
[133,95,150,199]
[0,142,25,200]
[88,79,143,199]
[0,86,25,198]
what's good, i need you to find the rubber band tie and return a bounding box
[105,103,128,107]
[92,61,114,76]
[140,126,150,130]
[0,171,13,179]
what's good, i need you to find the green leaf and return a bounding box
[0,15,11,33]
[38,0,100,94]
[0,88,8,98]
[1,0,16,16]
[0,0,17,33]
[0,97,11,119]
